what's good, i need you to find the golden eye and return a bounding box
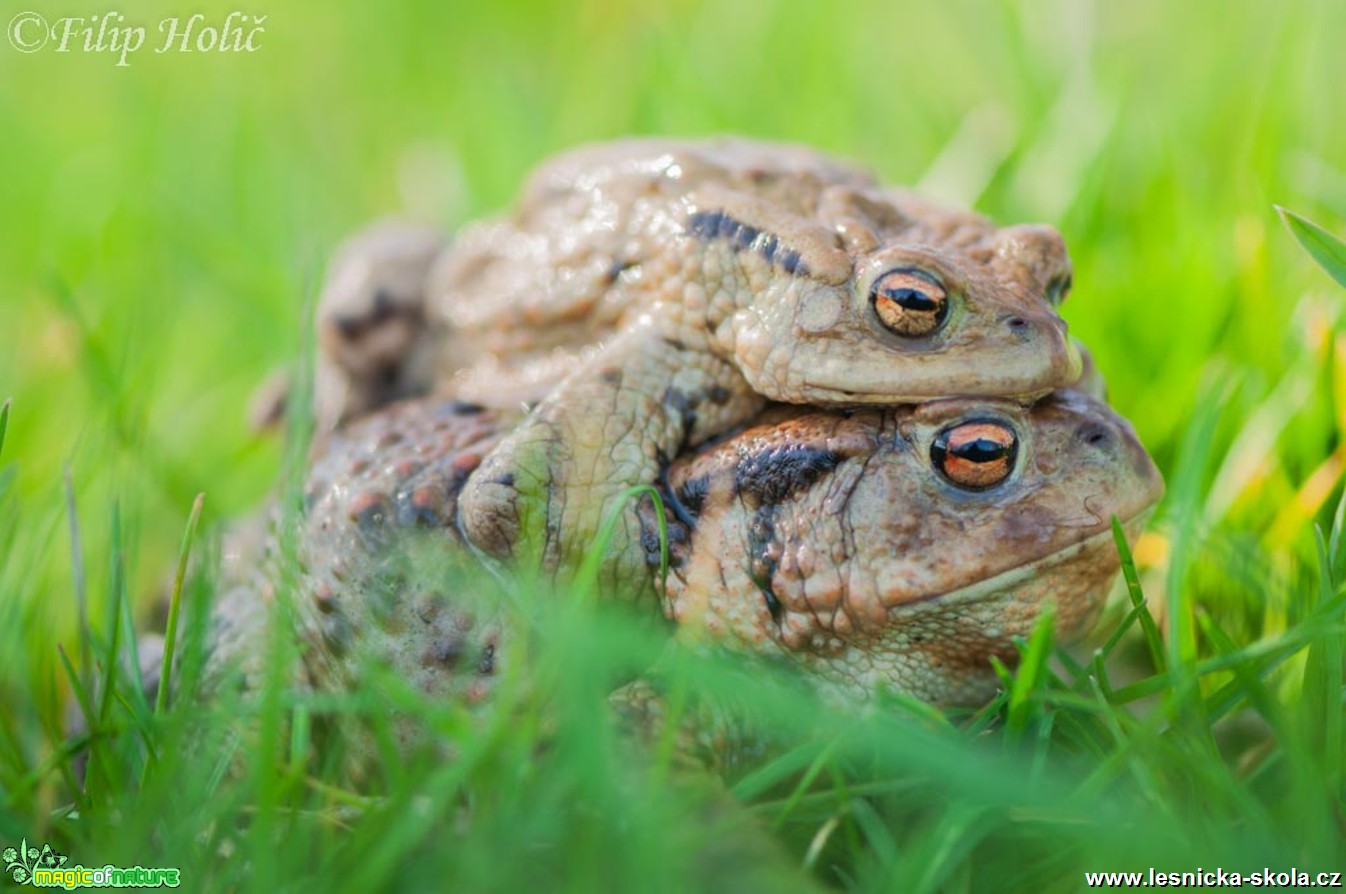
[931,420,1018,490]
[871,268,949,338]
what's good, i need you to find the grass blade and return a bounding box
[1307,527,1345,801]
[1330,482,1346,582]
[83,501,128,803]
[97,502,125,728]
[1111,516,1166,673]
[156,493,205,715]
[64,466,92,695]
[572,483,669,602]
[1166,377,1228,696]
[1278,206,1346,289]
[57,643,95,775]
[1005,607,1055,738]
[0,398,9,461]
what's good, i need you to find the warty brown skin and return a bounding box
[205,388,1161,715]
[644,389,1162,703]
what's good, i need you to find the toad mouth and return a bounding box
[892,506,1154,611]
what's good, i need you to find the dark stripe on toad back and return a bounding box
[440,399,486,416]
[759,233,779,263]
[687,209,723,239]
[734,445,842,506]
[662,386,699,435]
[747,504,784,625]
[672,473,709,521]
[686,210,809,276]
[602,258,638,285]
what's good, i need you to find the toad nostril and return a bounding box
[1078,424,1111,448]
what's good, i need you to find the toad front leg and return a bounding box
[458,319,763,595]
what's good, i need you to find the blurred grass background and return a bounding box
[3,0,1346,889]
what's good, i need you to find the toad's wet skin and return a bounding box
[206,388,1160,719]
[313,138,1087,594]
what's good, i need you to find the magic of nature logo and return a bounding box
[4,840,180,889]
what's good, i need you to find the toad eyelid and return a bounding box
[870,265,943,290]
[935,416,1021,452]
[905,266,940,284]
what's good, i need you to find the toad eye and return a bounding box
[871,268,949,337]
[931,420,1018,490]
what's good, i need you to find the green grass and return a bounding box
[1282,207,1346,290]
[3,0,1346,890]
